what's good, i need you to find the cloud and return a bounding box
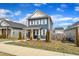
[51,15,73,22]
[18,13,31,26]
[56,8,64,12]
[51,14,79,28]
[0,9,12,14]
[14,11,21,16]
[34,3,42,6]
[56,4,67,12]
[0,9,13,18]
[34,3,47,7]
[75,6,79,11]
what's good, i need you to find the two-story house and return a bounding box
[25,10,53,40]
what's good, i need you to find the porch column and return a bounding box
[32,29,33,39]
[30,29,33,40]
[38,29,40,39]
[6,27,8,39]
[24,29,28,40]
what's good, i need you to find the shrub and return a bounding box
[30,30,33,40]
[0,35,2,38]
[46,30,50,42]
[18,32,22,40]
[37,37,40,41]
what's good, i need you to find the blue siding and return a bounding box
[27,17,53,39]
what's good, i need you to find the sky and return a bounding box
[0,3,79,28]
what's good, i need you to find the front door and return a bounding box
[33,29,38,39]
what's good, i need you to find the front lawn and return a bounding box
[6,40,79,55]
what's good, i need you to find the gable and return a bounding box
[1,21,10,26]
[29,10,49,19]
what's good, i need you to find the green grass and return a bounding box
[6,40,79,55]
[0,52,15,56]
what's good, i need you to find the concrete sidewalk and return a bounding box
[0,43,76,56]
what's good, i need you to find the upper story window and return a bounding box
[44,19,47,24]
[32,20,34,25]
[41,19,43,25]
[40,19,47,25]
[35,20,38,25]
[29,21,31,25]
[29,19,47,26]
[38,20,40,25]
[31,21,33,25]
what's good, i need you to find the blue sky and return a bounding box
[0,3,79,28]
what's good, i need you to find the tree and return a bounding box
[46,30,51,42]
[18,32,22,40]
[30,30,33,40]
[75,27,79,47]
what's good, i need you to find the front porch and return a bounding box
[0,27,11,39]
[24,27,46,40]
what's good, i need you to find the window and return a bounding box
[35,20,37,25]
[41,19,43,25]
[38,20,40,25]
[37,20,39,25]
[35,30,37,35]
[44,19,47,24]
[41,29,43,36]
[31,20,33,25]
[44,29,47,35]
[29,21,31,25]
[41,29,47,36]
[33,20,34,25]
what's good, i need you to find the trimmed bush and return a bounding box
[46,30,50,42]
[18,32,22,40]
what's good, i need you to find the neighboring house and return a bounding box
[25,10,53,40]
[65,21,79,42]
[53,27,64,40]
[0,18,27,39]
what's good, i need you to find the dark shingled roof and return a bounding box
[0,18,27,29]
[4,20,27,29]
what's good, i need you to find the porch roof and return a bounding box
[24,27,42,30]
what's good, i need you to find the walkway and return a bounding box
[0,41,76,56]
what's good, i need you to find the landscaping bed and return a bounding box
[6,40,79,55]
